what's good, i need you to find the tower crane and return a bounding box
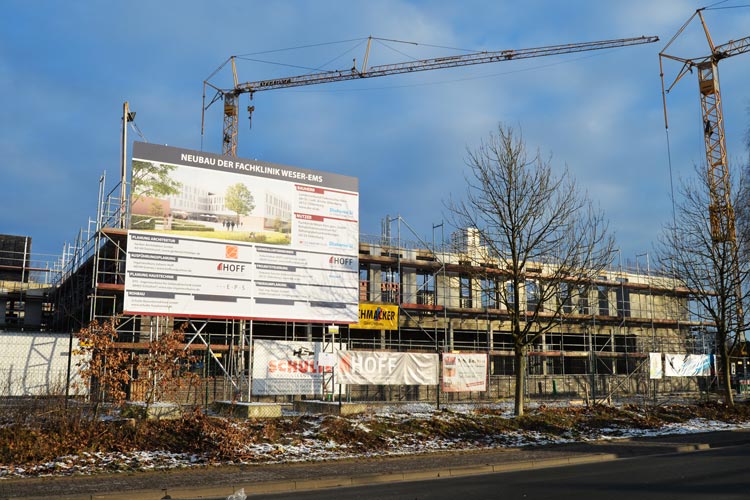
[659,9,750,370]
[660,8,750,246]
[203,35,658,157]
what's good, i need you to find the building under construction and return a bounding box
[0,167,717,405]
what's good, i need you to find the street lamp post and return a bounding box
[120,102,135,228]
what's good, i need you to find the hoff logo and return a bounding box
[216,262,246,273]
[329,256,354,267]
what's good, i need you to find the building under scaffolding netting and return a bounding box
[22,165,719,406]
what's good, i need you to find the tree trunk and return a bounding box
[514,348,527,417]
[720,342,735,407]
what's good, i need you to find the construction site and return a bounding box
[0,193,715,404]
[1,8,749,410]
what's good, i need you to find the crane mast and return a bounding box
[660,9,750,353]
[204,35,659,157]
[661,10,750,244]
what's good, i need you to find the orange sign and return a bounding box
[225,245,238,259]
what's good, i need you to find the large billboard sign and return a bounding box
[123,143,359,322]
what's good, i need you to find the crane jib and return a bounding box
[214,34,659,156]
[240,36,659,94]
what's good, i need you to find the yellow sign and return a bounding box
[353,304,399,330]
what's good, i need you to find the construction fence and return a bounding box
[0,334,715,406]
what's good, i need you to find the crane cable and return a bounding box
[663,126,678,233]
[235,38,369,57]
[234,37,481,73]
[236,39,371,73]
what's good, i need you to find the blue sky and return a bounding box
[2,1,749,270]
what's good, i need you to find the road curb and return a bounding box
[8,441,724,500]
[25,453,620,500]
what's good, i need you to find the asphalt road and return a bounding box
[252,443,750,500]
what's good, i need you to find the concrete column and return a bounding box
[0,300,6,329]
[24,300,42,329]
[372,265,383,302]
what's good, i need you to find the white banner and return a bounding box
[337,351,438,385]
[665,354,712,377]
[442,353,487,392]
[252,339,335,395]
[649,353,663,380]
[0,332,86,396]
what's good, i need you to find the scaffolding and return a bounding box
[45,173,716,404]
[0,233,60,331]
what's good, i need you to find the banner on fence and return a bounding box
[665,354,712,377]
[252,339,339,395]
[441,353,487,392]
[0,332,86,396]
[337,351,438,385]
[649,352,663,380]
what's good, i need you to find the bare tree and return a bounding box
[658,165,750,406]
[448,124,615,416]
[138,325,198,406]
[743,116,750,262]
[75,320,200,418]
[74,320,132,417]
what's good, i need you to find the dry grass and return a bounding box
[1,400,749,469]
